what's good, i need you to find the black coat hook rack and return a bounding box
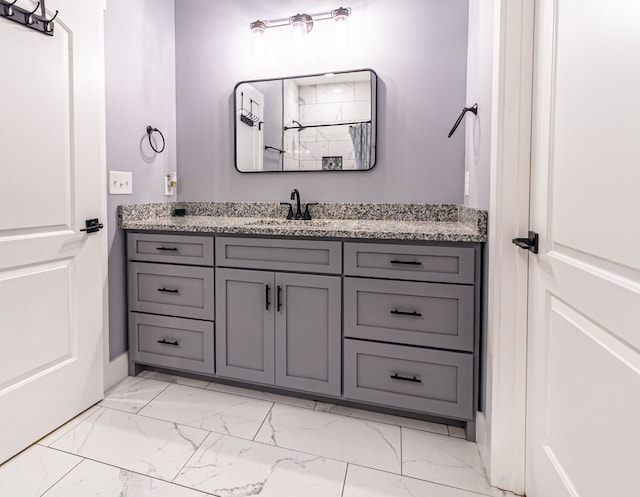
[239,92,261,128]
[447,103,478,138]
[0,0,58,36]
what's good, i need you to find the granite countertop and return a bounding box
[118,202,487,243]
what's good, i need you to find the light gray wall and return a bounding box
[175,0,469,203]
[105,0,177,359]
[464,0,495,412]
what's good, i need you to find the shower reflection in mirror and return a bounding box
[234,69,377,173]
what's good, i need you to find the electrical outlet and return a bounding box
[165,172,177,196]
[109,171,132,195]
[464,171,470,197]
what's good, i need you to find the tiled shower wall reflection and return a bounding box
[283,80,371,171]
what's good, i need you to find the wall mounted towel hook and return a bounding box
[3,0,17,16]
[26,1,40,25]
[146,126,166,153]
[447,103,478,138]
[45,9,58,32]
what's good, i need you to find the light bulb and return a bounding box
[290,14,312,55]
[332,7,350,47]
[250,20,266,57]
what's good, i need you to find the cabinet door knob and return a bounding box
[157,339,179,346]
[265,284,271,310]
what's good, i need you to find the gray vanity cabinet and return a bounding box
[125,229,482,440]
[127,233,216,376]
[215,237,342,397]
[342,241,480,438]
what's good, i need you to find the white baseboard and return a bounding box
[475,411,491,479]
[104,352,128,391]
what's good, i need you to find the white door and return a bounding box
[0,0,107,463]
[526,1,640,496]
[236,84,264,171]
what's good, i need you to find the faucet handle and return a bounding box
[280,202,294,220]
[302,203,318,220]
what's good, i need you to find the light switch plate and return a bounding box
[109,171,132,195]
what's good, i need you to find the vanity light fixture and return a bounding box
[250,20,267,56]
[250,7,351,44]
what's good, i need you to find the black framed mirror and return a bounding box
[234,69,377,173]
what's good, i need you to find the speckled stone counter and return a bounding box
[118,202,487,243]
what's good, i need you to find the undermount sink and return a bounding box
[245,218,332,228]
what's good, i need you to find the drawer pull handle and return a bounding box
[390,259,422,266]
[157,339,179,346]
[390,309,423,317]
[157,288,180,294]
[277,285,282,312]
[390,373,422,383]
[266,284,271,310]
[156,247,178,252]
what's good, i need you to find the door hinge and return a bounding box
[512,231,539,254]
[80,218,104,234]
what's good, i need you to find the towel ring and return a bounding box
[146,125,165,153]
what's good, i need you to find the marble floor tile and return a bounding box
[343,464,495,497]
[138,370,210,389]
[314,402,450,436]
[51,407,208,481]
[99,376,169,413]
[205,381,316,409]
[448,426,467,439]
[175,432,346,497]
[38,405,101,446]
[254,403,401,473]
[402,429,510,497]
[43,459,210,497]
[0,444,82,497]
[139,384,273,439]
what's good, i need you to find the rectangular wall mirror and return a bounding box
[234,69,377,173]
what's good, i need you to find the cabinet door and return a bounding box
[215,268,275,384]
[275,273,342,396]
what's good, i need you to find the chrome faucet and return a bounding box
[290,189,302,219]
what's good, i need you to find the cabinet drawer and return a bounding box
[128,233,214,266]
[129,313,214,374]
[344,243,474,283]
[344,278,474,351]
[344,340,473,420]
[128,262,214,320]
[216,237,342,274]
